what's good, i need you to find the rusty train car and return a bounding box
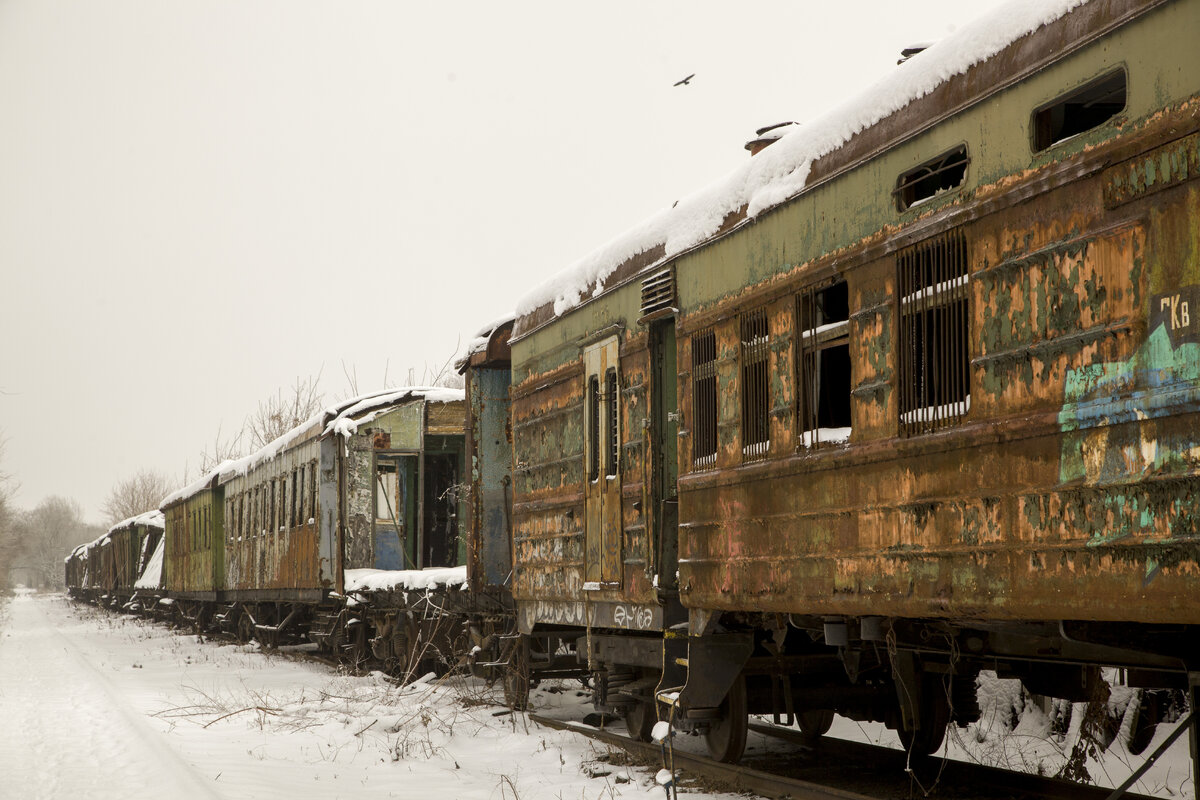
[507,0,1200,765]
[151,388,487,665]
[64,511,164,608]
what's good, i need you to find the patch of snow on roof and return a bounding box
[324,386,463,439]
[344,566,468,594]
[163,387,464,504]
[515,0,1088,321]
[134,537,165,590]
[462,314,516,361]
[107,509,165,535]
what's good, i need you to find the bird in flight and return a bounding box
[673,73,695,87]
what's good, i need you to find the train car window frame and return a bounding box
[587,375,601,483]
[691,327,718,469]
[740,307,770,462]
[604,368,619,478]
[796,280,852,448]
[895,145,969,211]
[1032,67,1127,153]
[898,229,971,436]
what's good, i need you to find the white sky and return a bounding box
[0,0,1007,522]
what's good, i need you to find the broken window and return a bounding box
[1033,68,1126,151]
[692,328,718,468]
[797,280,852,447]
[605,368,619,478]
[741,307,770,462]
[376,461,400,524]
[899,229,970,435]
[895,145,968,210]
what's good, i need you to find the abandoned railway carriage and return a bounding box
[64,511,164,607]
[510,0,1200,765]
[156,388,473,655]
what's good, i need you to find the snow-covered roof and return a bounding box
[514,0,1089,325]
[455,315,516,372]
[162,387,465,506]
[107,509,165,535]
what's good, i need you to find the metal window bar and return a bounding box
[899,230,970,436]
[741,308,770,461]
[588,375,601,482]
[605,369,619,477]
[692,329,718,467]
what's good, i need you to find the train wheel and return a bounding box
[1128,690,1162,756]
[797,708,834,742]
[502,635,531,711]
[237,612,255,645]
[898,679,950,756]
[623,698,656,742]
[705,675,748,763]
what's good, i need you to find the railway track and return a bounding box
[530,714,1166,800]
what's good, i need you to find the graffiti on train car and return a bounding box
[518,599,661,632]
[1153,288,1199,345]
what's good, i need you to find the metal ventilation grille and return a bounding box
[640,269,676,316]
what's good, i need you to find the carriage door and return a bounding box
[650,320,679,589]
[584,337,622,585]
[374,455,415,570]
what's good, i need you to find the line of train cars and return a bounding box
[67,0,1200,783]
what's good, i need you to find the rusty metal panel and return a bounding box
[466,366,514,589]
[676,105,1200,627]
[425,400,465,436]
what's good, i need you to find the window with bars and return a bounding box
[692,328,718,468]
[797,281,852,447]
[588,375,601,482]
[741,308,770,461]
[899,230,970,435]
[605,369,619,477]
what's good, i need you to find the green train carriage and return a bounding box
[510,0,1200,768]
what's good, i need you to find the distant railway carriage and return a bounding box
[64,511,165,607]
[157,388,477,655]
[511,0,1200,766]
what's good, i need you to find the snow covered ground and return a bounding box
[0,593,731,800]
[1,592,1192,800]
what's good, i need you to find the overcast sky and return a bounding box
[0,0,1008,524]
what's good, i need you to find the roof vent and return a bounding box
[640,268,677,318]
[897,43,931,65]
[744,121,799,156]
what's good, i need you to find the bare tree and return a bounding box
[246,373,325,450]
[100,469,174,526]
[13,496,98,591]
[197,423,246,474]
[0,436,21,592]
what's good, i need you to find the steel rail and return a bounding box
[529,713,876,800]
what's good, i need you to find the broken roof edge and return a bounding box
[456,316,516,373]
[512,0,1141,342]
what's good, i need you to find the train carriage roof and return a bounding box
[107,509,165,536]
[512,0,1144,337]
[159,386,465,506]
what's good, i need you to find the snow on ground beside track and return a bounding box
[2,593,1192,799]
[822,676,1193,800]
[0,594,737,800]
